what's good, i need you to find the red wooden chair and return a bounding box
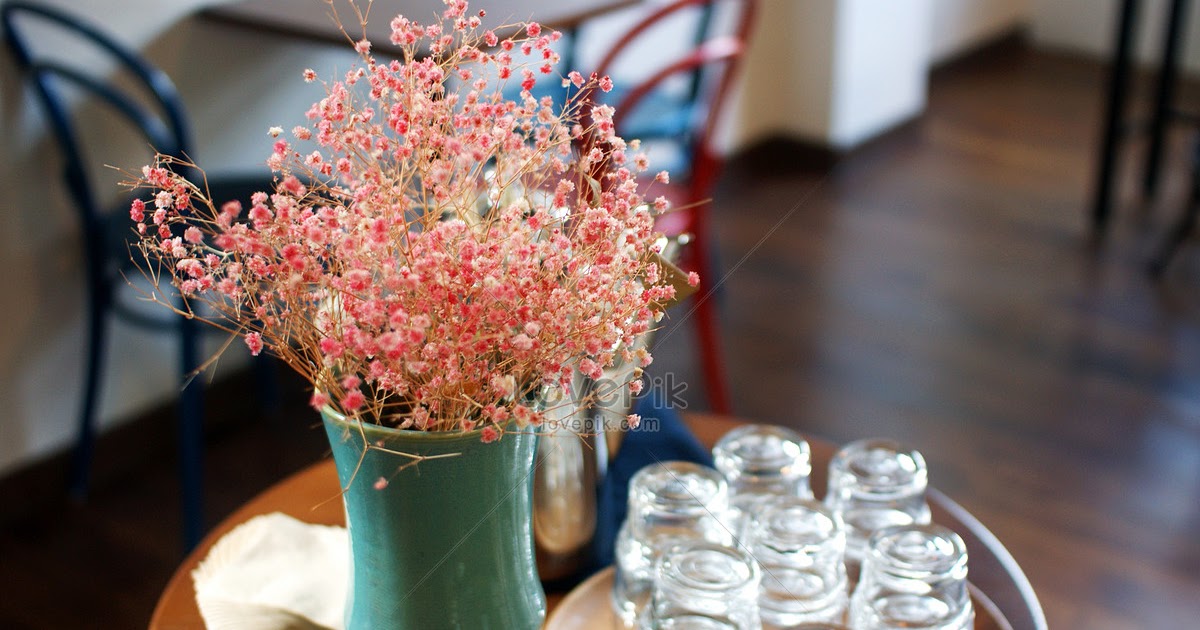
[591,0,758,414]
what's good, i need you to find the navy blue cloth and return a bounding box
[590,392,713,571]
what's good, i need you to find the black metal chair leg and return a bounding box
[178,317,204,550]
[1093,0,1140,237]
[1151,137,1200,276]
[1149,196,1199,276]
[1143,0,1190,199]
[252,356,281,416]
[68,291,107,500]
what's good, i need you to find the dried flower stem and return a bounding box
[125,0,679,438]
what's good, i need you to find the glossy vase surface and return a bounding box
[322,410,546,629]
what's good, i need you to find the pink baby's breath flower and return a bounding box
[512,333,534,351]
[129,199,145,222]
[126,0,675,437]
[244,332,264,356]
[655,170,669,184]
[341,389,366,411]
[627,414,641,429]
[176,258,204,278]
[373,477,389,490]
[687,271,700,287]
[579,358,603,380]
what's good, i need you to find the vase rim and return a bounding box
[320,405,532,442]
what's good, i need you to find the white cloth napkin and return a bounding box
[193,512,348,630]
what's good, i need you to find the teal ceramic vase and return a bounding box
[322,410,546,629]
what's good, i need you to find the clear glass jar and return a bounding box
[713,424,812,539]
[645,541,762,630]
[613,462,732,627]
[824,439,931,564]
[849,525,974,630]
[748,498,848,628]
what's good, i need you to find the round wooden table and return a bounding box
[150,414,1047,629]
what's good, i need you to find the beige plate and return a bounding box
[544,566,1013,630]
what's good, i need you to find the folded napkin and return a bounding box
[193,513,348,630]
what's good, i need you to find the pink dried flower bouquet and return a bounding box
[126,0,682,438]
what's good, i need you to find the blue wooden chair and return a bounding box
[2,1,275,549]
[590,0,758,415]
[587,0,719,175]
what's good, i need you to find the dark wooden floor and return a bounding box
[3,42,1200,628]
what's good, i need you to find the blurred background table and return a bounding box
[149,413,1046,629]
[205,0,639,50]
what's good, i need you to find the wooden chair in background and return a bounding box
[2,1,276,549]
[589,0,758,414]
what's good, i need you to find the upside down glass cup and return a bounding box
[613,462,733,627]
[824,439,931,569]
[748,498,848,628]
[713,424,812,540]
[849,525,974,630]
[645,541,762,630]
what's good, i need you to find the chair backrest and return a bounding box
[1,1,192,231]
[593,0,757,190]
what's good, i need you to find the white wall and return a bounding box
[829,0,933,148]
[732,0,839,147]
[732,0,936,150]
[1032,0,1200,75]
[931,0,1033,63]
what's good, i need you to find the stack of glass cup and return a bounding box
[613,462,733,627]
[712,425,813,541]
[824,439,933,578]
[611,424,976,629]
[646,541,762,629]
[750,497,849,626]
[849,524,975,630]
